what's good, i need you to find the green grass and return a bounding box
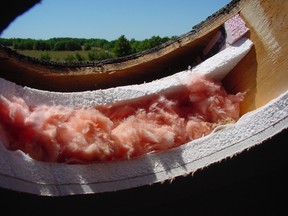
[16,47,115,62]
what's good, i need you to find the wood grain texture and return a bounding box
[223,0,288,114]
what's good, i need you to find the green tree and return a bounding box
[130,38,141,53]
[135,39,150,52]
[53,40,81,51]
[34,40,51,50]
[113,35,132,57]
[91,39,109,49]
[83,43,91,51]
[13,40,34,50]
[65,40,82,51]
[53,41,66,51]
[0,38,13,46]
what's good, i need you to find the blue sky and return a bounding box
[1,0,231,41]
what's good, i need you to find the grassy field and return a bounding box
[16,47,115,62]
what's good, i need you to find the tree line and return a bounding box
[0,35,176,58]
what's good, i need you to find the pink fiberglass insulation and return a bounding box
[0,74,244,164]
